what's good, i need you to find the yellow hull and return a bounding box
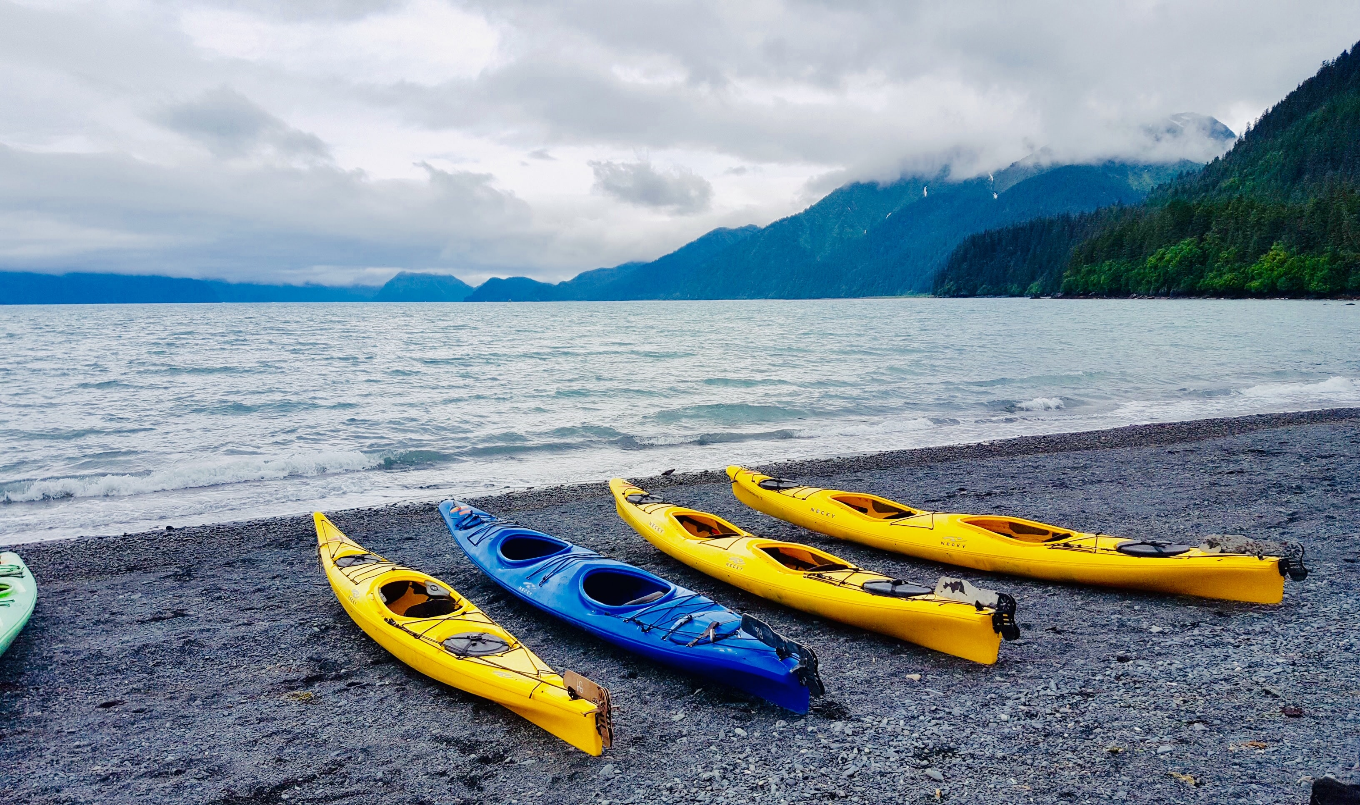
[609,479,1012,665]
[314,512,611,755]
[727,467,1290,604]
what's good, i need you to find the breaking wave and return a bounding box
[1015,397,1065,411]
[1241,376,1360,402]
[3,451,378,503]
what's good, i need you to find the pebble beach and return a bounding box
[2,408,1358,804]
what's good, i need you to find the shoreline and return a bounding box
[8,406,1359,552]
[464,406,1360,520]
[2,408,1357,804]
[4,296,1358,307]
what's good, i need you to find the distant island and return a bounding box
[5,41,1359,304]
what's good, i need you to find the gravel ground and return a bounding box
[2,409,1359,805]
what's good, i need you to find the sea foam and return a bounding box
[1016,397,1065,411]
[4,451,377,503]
[1241,376,1360,401]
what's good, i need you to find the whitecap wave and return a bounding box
[1016,397,1065,411]
[1104,375,1360,425]
[3,451,378,503]
[1241,376,1360,401]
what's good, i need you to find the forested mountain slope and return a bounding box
[937,41,1360,298]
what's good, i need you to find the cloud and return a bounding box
[0,141,537,285]
[1,0,1359,284]
[157,87,332,163]
[589,160,713,214]
[193,0,405,23]
[1138,112,1239,162]
[180,0,500,86]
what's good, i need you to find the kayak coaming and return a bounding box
[0,552,36,658]
[314,513,611,755]
[438,500,823,714]
[610,479,1014,665]
[727,466,1294,604]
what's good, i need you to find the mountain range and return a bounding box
[3,123,1239,304]
[463,158,1202,301]
[0,272,380,304]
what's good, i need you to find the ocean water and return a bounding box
[2,298,1359,544]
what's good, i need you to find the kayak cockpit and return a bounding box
[499,534,571,563]
[582,569,672,608]
[831,494,918,520]
[761,544,852,574]
[380,579,463,618]
[673,513,743,540]
[964,517,1074,543]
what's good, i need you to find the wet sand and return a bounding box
[2,408,1358,804]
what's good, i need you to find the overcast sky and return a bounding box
[3,1,1359,286]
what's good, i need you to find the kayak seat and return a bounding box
[762,545,851,573]
[674,514,741,540]
[831,495,916,520]
[380,580,462,618]
[623,590,666,606]
[500,535,570,562]
[582,569,670,608]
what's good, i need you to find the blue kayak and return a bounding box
[439,500,824,713]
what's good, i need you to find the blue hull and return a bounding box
[439,500,822,713]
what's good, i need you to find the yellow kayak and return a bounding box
[728,467,1308,605]
[315,512,612,755]
[609,479,1020,665]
